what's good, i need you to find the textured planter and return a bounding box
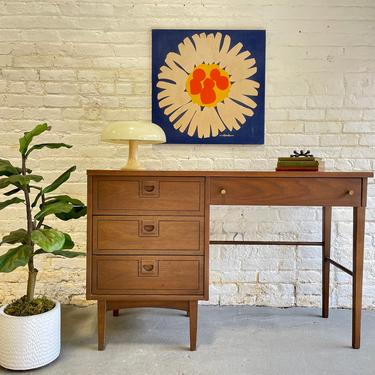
[0,301,60,370]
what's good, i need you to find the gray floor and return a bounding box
[1,305,375,375]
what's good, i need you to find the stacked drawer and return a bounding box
[89,176,205,298]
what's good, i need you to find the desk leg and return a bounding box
[353,206,365,349]
[322,206,332,318]
[189,301,198,351]
[98,300,107,351]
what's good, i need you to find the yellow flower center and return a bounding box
[186,64,231,107]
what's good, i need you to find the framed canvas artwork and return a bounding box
[152,29,265,144]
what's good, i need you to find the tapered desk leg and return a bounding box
[189,301,198,351]
[113,309,119,317]
[353,206,365,349]
[322,206,332,318]
[98,300,107,351]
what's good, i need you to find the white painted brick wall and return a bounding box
[0,0,374,308]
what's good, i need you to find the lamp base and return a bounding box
[120,140,145,170]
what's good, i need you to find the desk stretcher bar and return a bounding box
[210,239,354,275]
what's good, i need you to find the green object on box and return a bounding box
[277,160,319,167]
[278,157,315,162]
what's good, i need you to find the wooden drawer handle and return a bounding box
[144,185,155,193]
[347,190,355,196]
[142,264,154,272]
[220,188,226,195]
[143,224,155,232]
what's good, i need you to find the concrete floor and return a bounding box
[1,305,375,375]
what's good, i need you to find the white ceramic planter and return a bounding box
[0,301,60,370]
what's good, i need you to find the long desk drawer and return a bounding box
[93,177,204,215]
[92,216,204,255]
[92,255,203,295]
[209,177,362,206]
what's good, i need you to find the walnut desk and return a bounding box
[86,170,373,351]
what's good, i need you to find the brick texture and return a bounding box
[0,0,374,308]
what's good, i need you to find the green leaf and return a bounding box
[19,123,51,155]
[44,195,84,206]
[0,174,43,189]
[43,166,76,194]
[0,244,31,272]
[0,197,24,210]
[28,175,43,184]
[33,232,73,250]
[34,201,73,221]
[26,143,72,157]
[34,194,86,222]
[62,233,74,249]
[0,159,19,177]
[34,249,85,258]
[55,206,87,221]
[1,229,28,246]
[44,195,86,221]
[4,187,22,196]
[31,229,65,252]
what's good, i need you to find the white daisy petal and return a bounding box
[210,32,223,63]
[175,38,198,72]
[229,86,258,109]
[158,57,187,83]
[172,104,198,132]
[220,34,231,56]
[158,90,190,110]
[230,66,258,82]
[206,107,226,137]
[217,101,238,131]
[231,79,260,97]
[232,94,258,109]
[197,107,213,138]
[192,33,209,64]
[228,42,243,58]
[237,50,251,61]
[217,98,254,132]
[157,80,186,101]
[169,101,196,122]
[163,96,191,116]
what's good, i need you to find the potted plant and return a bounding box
[0,124,86,370]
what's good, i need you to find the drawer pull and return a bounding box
[348,190,355,196]
[140,220,159,236]
[144,185,155,193]
[142,264,154,272]
[140,180,160,197]
[220,188,227,195]
[143,224,155,232]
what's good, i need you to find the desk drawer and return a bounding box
[93,216,204,255]
[92,255,203,295]
[210,177,362,206]
[93,177,204,215]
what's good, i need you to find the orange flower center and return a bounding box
[186,64,231,107]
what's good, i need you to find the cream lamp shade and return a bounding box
[101,121,166,170]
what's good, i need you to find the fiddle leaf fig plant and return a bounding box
[0,124,86,310]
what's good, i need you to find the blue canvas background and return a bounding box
[152,29,266,144]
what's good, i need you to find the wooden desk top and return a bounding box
[87,170,373,178]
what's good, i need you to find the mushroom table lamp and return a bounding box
[101,121,166,170]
